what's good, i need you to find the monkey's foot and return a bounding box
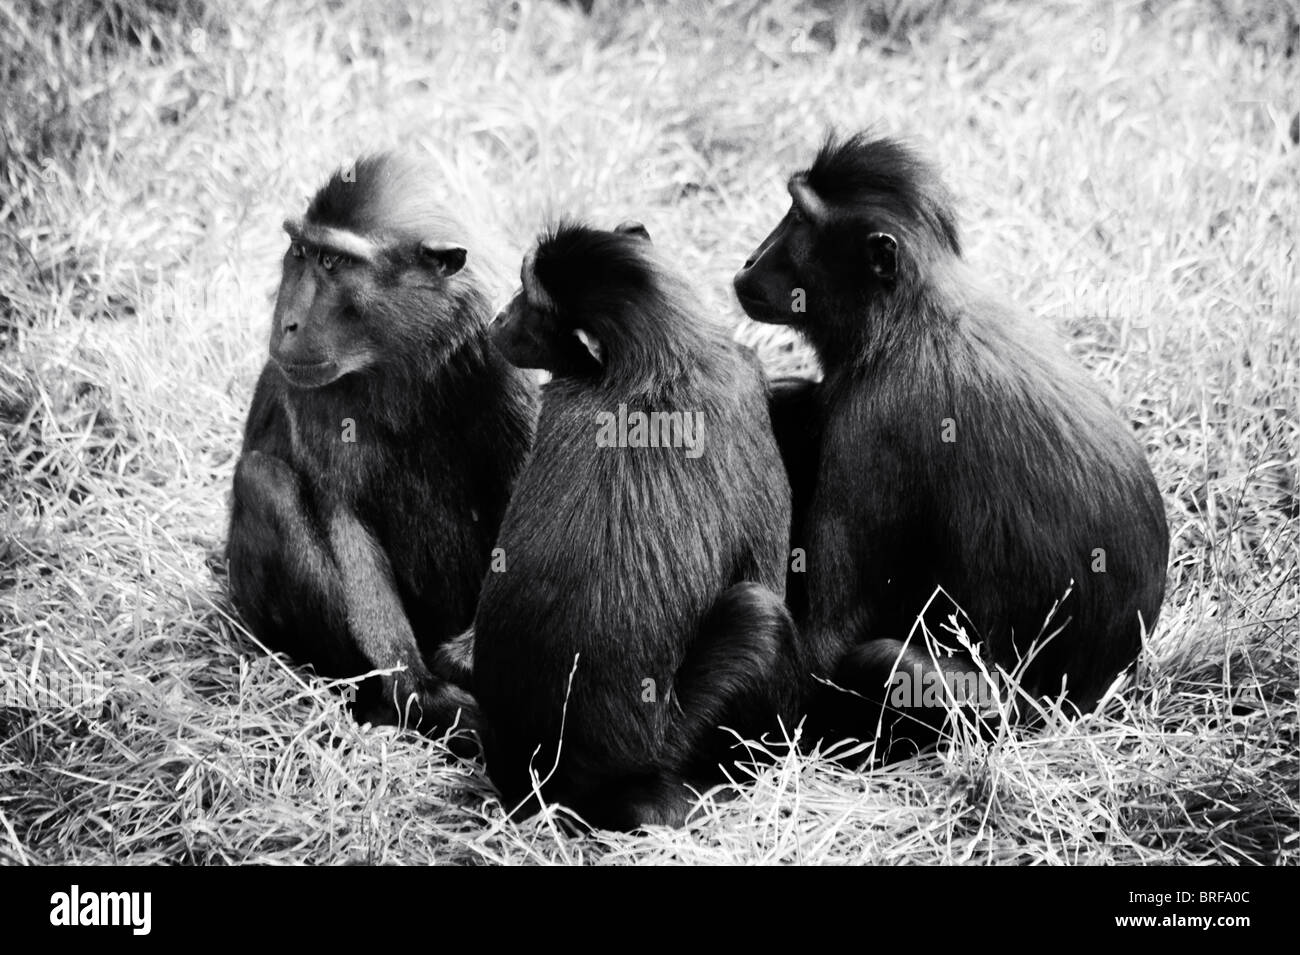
[358,673,483,758]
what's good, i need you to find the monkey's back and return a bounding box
[813,294,1168,708]
[473,344,790,803]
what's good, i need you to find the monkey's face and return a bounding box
[734,208,814,327]
[490,290,601,377]
[489,291,546,368]
[735,202,901,331]
[270,240,377,389]
[269,229,470,389]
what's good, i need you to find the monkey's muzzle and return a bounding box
[274,358,341,389]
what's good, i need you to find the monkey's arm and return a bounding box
[327,509,477,731]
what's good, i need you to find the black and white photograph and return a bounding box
[0,0,1295,881]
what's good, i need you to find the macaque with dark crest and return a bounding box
[471,221,803,830]
[226,154,537,741]
[735,133,1168,750]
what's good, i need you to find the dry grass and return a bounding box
[1,0,1296,865]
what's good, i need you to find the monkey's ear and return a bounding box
[419,240,468,277]
[866,232,898,282]
[574,328,604,364]
[614,220,651,243]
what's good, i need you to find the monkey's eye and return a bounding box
[289,242,305,259]
[320,252,341,272]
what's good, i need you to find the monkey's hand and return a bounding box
[433,627,475,691]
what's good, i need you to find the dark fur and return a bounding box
[226,154,537,738]
[473,222,799,830]
[805,133,961,257]
[736,133,1169,748]
[765,376,823,625]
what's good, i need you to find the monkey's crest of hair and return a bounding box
[805,132,962,259]
[307,152,470,251]
[531,221,728,392]
[532,221,659,309]
[284,152,507,426]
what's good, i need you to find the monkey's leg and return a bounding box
[587,583,800,830]
[829,638,993,760]
[670,581,802,777]
[228,450,365,676]
[325,509,481,742]
[545,584,799,832]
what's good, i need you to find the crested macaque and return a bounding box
[472,221,801,830]
[734,133,1168,749]
[226,154,537,739]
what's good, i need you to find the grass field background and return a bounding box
[1,0,1296,864]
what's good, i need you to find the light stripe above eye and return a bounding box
[522,249,553,310]
[788,175,829,225]
[282,216,378,263]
